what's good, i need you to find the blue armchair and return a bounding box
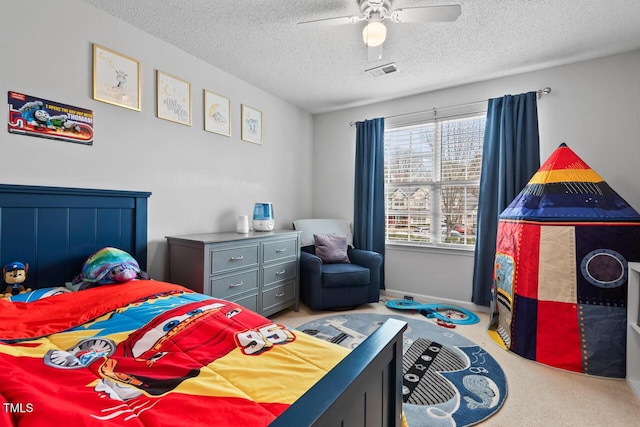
[293,219,383,310]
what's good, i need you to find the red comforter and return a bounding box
[0,281,347,426]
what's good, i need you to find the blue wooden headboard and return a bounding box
[0,184,151,290]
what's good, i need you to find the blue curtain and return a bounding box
[354,117,385,288]
[472,92,540,306]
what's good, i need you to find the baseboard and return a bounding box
[381,289,490,314]
[627,378,640,400]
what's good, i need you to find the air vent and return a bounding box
[365,62,398,78]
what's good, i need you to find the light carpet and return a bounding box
[297,313,507,427]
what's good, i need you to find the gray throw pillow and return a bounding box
[314,234,350,264]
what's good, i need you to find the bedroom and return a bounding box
[2,0,640,425]
[3,0,640,300]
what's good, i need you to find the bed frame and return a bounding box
[0,183,407,427]
[0,184,150,289]
[271,317,406,427]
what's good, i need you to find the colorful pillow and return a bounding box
[72,247,149,290]
[7,287,71,302]
[314,234,350,264]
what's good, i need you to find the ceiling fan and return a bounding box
[298,0,461,62]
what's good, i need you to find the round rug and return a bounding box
[297,313,507,427]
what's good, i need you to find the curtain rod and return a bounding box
[349,87,552,126]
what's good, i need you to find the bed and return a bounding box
[0,184,406,427]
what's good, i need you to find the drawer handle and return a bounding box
[230,255,244,261]
[230,281,244,288]
[276,248,287,253]
[275,292,285,298]
[276,270,286,275]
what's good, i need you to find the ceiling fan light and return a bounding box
[362,21,386,47]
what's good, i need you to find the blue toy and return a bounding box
[3,261,32,297]
[386,299,480,325]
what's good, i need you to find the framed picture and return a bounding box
[93,44,141,111]
[157,70,192,126]
[204,90,231,136]
[241,104,262,144]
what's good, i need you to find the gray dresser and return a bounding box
[166,230,301,317]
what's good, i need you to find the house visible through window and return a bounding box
[384,110,486,247]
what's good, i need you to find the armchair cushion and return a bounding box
[321,263,370,288]
[314,233,350,264]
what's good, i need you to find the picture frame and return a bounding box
[157,70,192,126]
[241,104,262,144]
[93,44,141,111]
[204,90,231,136]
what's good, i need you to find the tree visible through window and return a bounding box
[384,113,486,247]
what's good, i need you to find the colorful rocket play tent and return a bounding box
[488,143,640,378]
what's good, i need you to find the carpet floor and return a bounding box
[272,298,640,426]
[296,313,506,427]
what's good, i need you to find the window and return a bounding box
[384,111,486,248]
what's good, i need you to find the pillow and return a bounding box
[7,287,71,302]
[314,234,350,264]
[72,247,149,290]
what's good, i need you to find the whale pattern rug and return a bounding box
[297,313,507,427]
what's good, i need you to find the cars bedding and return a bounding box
[0,280,348,426]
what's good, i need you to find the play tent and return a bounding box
[488,143,640,378]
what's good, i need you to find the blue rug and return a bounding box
[297,313,507,427]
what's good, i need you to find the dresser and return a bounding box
[166,230,301,317]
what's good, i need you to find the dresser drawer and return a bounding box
[228,292,258,312]
[263,239,297,263]
[263,260,297,287]
[211,244,259,274]
[211,269,259,300]
[262,281,295,311]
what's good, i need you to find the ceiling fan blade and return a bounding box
[391,5,461,23]
[297,15,361,29]
[368,44,383,63]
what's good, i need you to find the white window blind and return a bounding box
[384,110,486,247]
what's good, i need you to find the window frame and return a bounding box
[383,108,487,251]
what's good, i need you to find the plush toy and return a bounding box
[3,262,32,297]
[71,247,149,290]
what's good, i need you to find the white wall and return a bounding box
[312,50,640,309]
[3,2,639,306]
[0,1,314,280]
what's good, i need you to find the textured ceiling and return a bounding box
[79,0,640,114]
